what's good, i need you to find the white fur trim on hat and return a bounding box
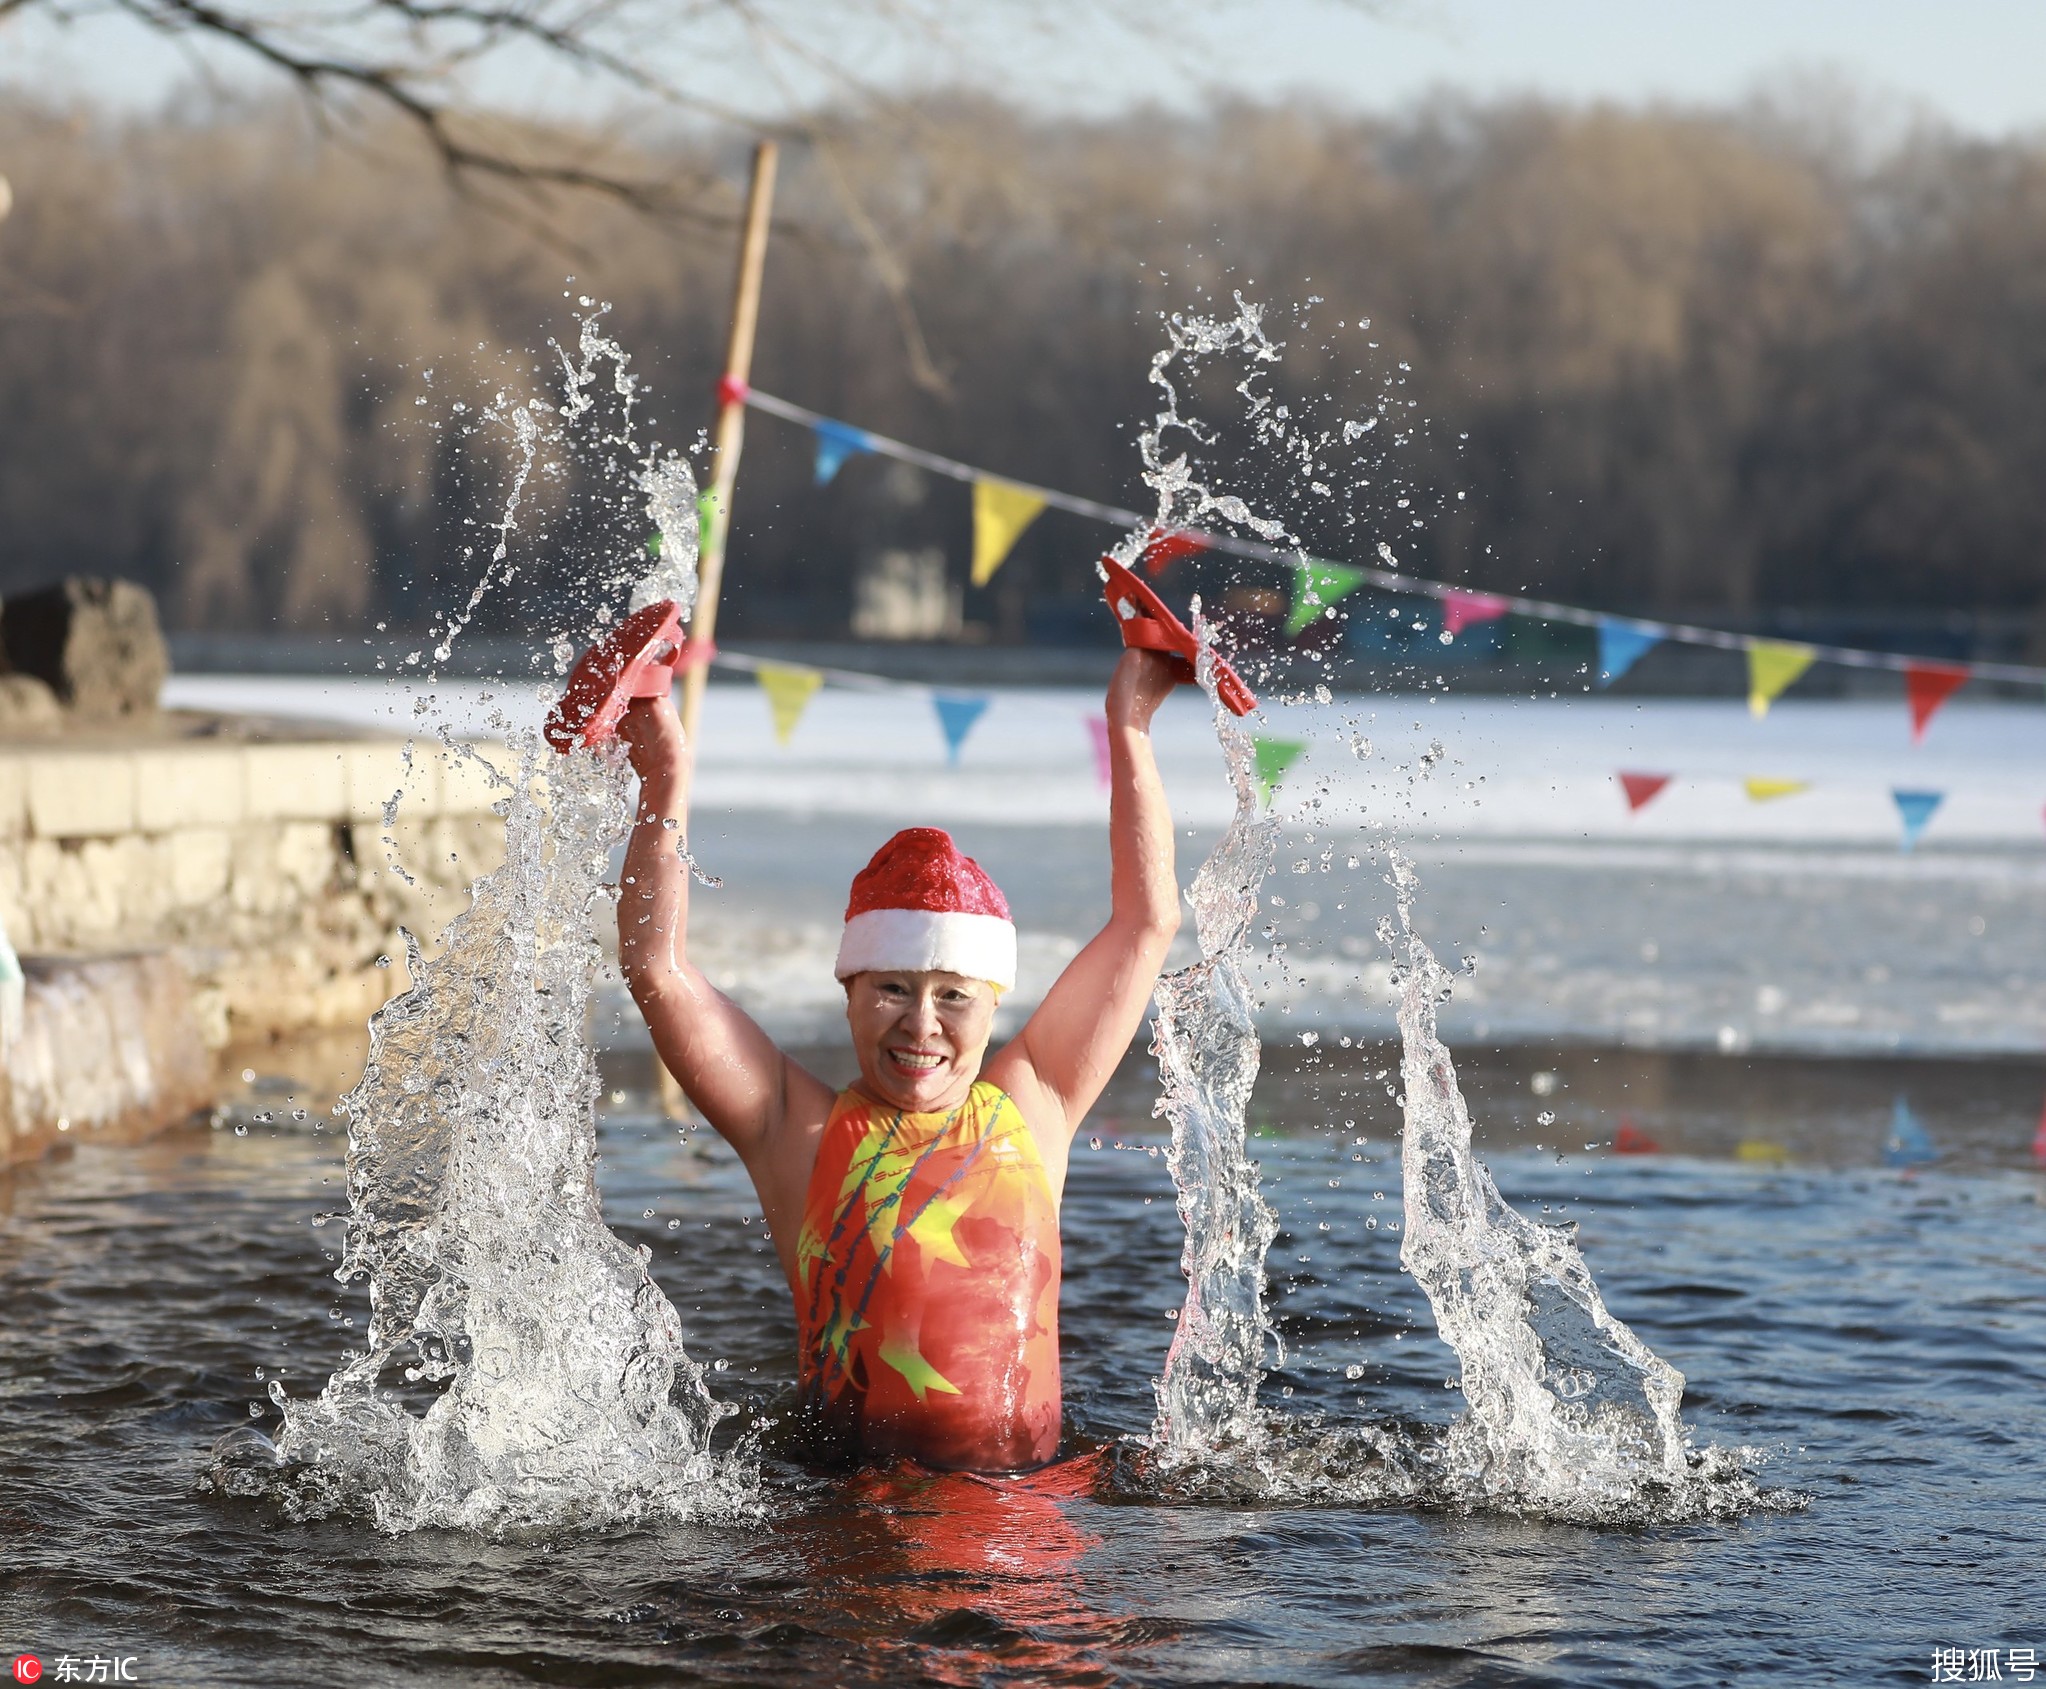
[834,908,1016,990]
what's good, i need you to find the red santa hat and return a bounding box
[835,828,1016,991]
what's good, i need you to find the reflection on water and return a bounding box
[802,1456,1114,1686]
[209,1031,2046,1176]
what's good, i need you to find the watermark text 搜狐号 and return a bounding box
[1933,1648,2040,1683]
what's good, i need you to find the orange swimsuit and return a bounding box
[794,1082,1062,1472]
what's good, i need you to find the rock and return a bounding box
[0,673,62,734]
[1,577,169,721]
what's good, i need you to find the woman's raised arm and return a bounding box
[993,648,1182,1142]
[616,693,834,1171]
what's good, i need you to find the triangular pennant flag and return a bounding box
[1084,715,1111,790]
[645,529,663,558]
[1441,591,1512,636]
[1904,661,1970,743]
[696,488,721,555]
[971,479,1047,586]
[1597,620,1662,687]
[1613,1119,1661,1154]
[931,692,989,765]
[812,419,870,486]
[756,663,823,746]
[1140,528,1209,577]
[1744,776,1810,802]
[1286,559,1368,637]
[1617,771,1672,813]
[1252,737,1306,804]
[1892,788,1943,851]
[1746,639,1817,718]
[2032,1095,2046,1166]
[1884,1096,1938,1168]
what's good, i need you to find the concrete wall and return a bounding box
[0,734,510,1164]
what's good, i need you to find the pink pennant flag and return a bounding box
[1441,591,1512,636]
[2033,1095,2046,1166]
[1085,715,1112,790]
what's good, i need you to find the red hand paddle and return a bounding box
[1100,557,1257,716]
[544,599,710,753]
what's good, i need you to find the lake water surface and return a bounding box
[2,1056,2041,1686]
[3,683,2039,1684]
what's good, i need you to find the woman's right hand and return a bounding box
[617,690,690,797]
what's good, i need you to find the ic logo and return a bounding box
[12,1657,42,1685]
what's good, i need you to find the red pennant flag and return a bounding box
[2033,1096,2046,1166]
[1618,771,1672,813]
[1139,527,1210,577]
[1614,1119,1662,1155]
[1904,661,1970,743]
[1441,591,1512,635]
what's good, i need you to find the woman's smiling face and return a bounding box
[844,969,998,1114]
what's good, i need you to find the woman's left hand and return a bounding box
[1105,647,1181,735]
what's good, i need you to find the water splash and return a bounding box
[633,454,702,618]
[1128,300,1289,1467]
[1380,849,1784,1521]
[1134,293,1295,557]
[210,309,754,1535]
[1149,641,1282,1461]
[1128,296,1786,1521]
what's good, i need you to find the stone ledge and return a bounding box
[0,737,507,839]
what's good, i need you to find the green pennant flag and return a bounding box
[696,489,722,555]
[1285,559,1367,638]
[1253,736,1306,803]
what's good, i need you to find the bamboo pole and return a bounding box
[680,138,778,755]
[659,140,776,1125]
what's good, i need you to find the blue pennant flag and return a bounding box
[932,692,990,765]
[1884,1096,1938,1168]
[813,419,871,485]
[1597,619,1662,687]
[1892,788,1944,852]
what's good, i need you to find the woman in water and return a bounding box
[617,646,1182,1472]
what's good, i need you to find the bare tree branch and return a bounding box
[88,0,740,220]
[6,0,1370,374]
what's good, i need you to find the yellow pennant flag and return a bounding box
[971,478,1047,586]
[1747,640,1817,718]
[756,663,823,746]
[1744,776,1810,802]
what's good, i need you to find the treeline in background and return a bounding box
[2,90,2044,655]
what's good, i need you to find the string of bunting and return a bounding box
[1616,768,1955,851]
[708,643,1308,800]
[705,637,2019,846]
[737,383,2046,741]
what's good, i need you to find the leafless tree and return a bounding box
[4,88,2042,644]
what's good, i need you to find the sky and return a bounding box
[0,0,2040,137]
